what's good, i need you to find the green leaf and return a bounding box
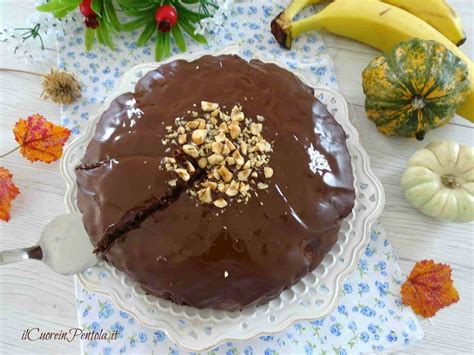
[53,4,77,18]
[36,1,65,12]
[137,21,156,47]
[98,18,114,49]
[174,3,207,22]
[118,0,161,11]
[84,27,95,51]
[179,19,207,45]
[171,25,186,52]
[181,0,200,3]
[96,22,105,44]
[163,32,171,58]
[155,32,165,61]
[91,0,102,18]
[103,0,122,32]
[122,15,152,32]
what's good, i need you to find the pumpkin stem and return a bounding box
[411,96,426,110]
[441,174,460,189]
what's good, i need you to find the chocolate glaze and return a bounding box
[76,55,355,311]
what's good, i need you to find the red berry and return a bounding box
[84,16,99,29]
[155,5,178,32]
[80,0,95,18]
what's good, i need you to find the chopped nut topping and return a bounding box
[197,157,207,169]
[208,153,224,166]
[231,106,245,121]
[201,101,219,112]
[175,168,190,181]
[192,129,208,145]
[183,144,199,158]
[218,165,233,182]
[161,101,274,209]
[198,187,213,204]
[213,198,228,208]
[178,134,187,145]
[228,121,241,139]
[226,180,240,197]
[211,142,223,154]
[264,167,274,178]
[238,169,252,181]
[232,150,245,166]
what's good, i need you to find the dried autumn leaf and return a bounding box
[0,167,20,222]
[13,114,71,163]
[401,260,459,318]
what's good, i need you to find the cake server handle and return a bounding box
[0,245,42,266]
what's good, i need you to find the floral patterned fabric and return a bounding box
[56,1,424,353]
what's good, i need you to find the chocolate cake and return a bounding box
[76,55,355,311]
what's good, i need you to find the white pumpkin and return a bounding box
[401,140,474,223]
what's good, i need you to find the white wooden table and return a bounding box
[0,1,472,353]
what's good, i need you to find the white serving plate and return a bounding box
[60,46,384,351]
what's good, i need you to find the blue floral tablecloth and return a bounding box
[55,1,424,353]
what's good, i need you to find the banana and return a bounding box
[382,0,466,46]
[271,0,323,44]
[271,0,474,122]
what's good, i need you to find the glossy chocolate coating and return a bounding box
[76,55,355,311]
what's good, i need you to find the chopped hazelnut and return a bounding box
[213,198,228,208]
[186,120,200,130]
[168,179,177,187]
[178,134,187,145]
[219,111,230,121]
[198,157,208,169]
[218,182,226,192]
[249,123,263,135]
[218,122,229,133]
[240,141,248,155]
[232,150,245,166]
[192,129,208,145]
[175,168,190,181]
[238,169,252,181]
[225,157,235,166]
[201,181,217,190]
[225,138,236,152]
[183,144,199,158]
[208,153,224,166]
[257,182,269,190]
[239,183,250,195]
[218,165,233,182]
[226,180,240,197]
[210,109,220,117]
[231,106,245,121]
[229,121,241,139]
[198,187,212,204]
[211,142,223,154]
[264,167,274,178]
[221,143,231,156]
[215,132,226,143]
[201,101,219,112]
[185,161,195,174]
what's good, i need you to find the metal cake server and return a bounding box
[0,212,98,275]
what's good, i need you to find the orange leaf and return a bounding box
[13,114,71,163]
[401,260,459,318]
[0,167,20,222]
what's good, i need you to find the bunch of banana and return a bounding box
[271,0,473,122]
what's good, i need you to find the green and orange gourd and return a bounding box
[362,39,470,140]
